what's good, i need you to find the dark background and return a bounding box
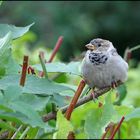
[0,1,140,62]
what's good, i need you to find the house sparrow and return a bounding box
[81,38,128,89]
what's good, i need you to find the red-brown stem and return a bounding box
[20,56,28,86]
[109,124,116,138]
[67,131,75,140]
[48,36,63,63]
[28,66,35,75]
[65,80,86,120]
[126,51,132,62]
[101,127,110,140]
[109,116,125,139]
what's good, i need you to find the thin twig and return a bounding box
[65,80,86,120]
[20,56,28,86]
[48,36,63,63]
[42,85,112,122]
[39,52,48,79]
[109,116,125,139]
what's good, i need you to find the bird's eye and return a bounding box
[98,44,101,47]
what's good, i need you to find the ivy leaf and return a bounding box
[84,93,118,139]
[33,61,81,76]
[55,110,73,139]
[0,23,34,39]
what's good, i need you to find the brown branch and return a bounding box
[42,86,112,122]
[48,36,63,63]
[109,116,125,139]
[19,56,28,86]
[65,80,86,120]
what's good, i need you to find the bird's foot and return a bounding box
[111,81,118,89]
[91,90,98,102]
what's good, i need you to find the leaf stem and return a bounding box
[101,127,110,140]
[48,36,63,63]
[20,55,28,86]
[19,126,30,139]
[129,45,140,52]
[11,125,23,139]
[65,80,86,120]
[109,116,125,139]
[39,51,48,79]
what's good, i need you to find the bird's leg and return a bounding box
[91,88,98,102]
[111,81,118,89]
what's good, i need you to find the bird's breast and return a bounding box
[88,52,108,65]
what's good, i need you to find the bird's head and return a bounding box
[85,38,113,52]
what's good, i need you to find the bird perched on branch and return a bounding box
[81,38,128,89]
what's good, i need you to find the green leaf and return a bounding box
[9,101,45,128]
[0,23,34,39]
[0,32,13,76]
[5,55,21,75]
[0,121,16,131]
[114,84,127,105]
[0,99,45,128]
[84,93,118,139]
[115,105,133,117]
[33,61,81,76]
[52,93,65,107]
[0,32,12,56]
[4,85,22,101]
[0,110,23,123]
[19,94,50,111]
[26,127,39,139]
[125,108,140,121]
[55,110,73,139]
[0,75,74,95]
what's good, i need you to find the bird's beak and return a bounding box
[85,43,96,50]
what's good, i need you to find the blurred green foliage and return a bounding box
[0,1,140,61]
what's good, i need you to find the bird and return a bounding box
[81,38,128,90]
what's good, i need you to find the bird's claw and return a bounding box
[111,81,118,89]
[91,91,98,102]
